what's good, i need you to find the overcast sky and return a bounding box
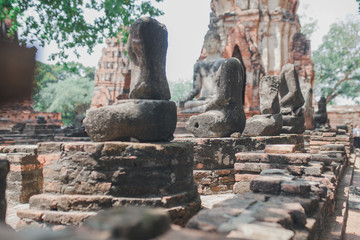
[35,0,359,82]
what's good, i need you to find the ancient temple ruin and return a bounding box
[90,37,131,108]
[200,0,315,114]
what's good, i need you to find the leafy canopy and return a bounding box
[33,61,95,125]
[0,0,164,59]
[313,17,360,104]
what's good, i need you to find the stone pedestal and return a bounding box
[0,145,42,204]
[17,142,201,229]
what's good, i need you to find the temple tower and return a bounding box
[90,37,131,108]
[200,0,314,119]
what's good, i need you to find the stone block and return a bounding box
[227,223,294,240]
[242,114,283,136]
[84,100,177,142]
[6,153,43,204]
[84,207,170,240]
[250,175,292,195]
[281,180,312,196]
[265,144,296,154]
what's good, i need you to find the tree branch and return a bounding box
[326,65,359,103]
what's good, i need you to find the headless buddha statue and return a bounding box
[179,29,225,113]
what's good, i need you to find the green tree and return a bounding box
[313,17,360,104]
[33,61,95,125]
[0,0,164,59]
[168,79,193,102]
[35,76,94,125]
[33,61,95,109]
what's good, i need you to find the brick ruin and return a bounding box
[202,0,315,114]
[1,125,357,239]
[90,0,314,123]
[0,10,359,240]
[90,37,131,108]
[0,40,63,145]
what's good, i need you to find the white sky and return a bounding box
[35,0,359,83]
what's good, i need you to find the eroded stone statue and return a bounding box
[185,58,246,137]
[128,18,170,100]
[243,75,283,136]
[179,29,225,113]
[279,63,305,115]
[279,63,305,134]
[84,17,177,142]
[314,97,328,128]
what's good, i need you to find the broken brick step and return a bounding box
[17,209,97,225]
[235,153,336,166]
[29,190,200,211]
[20,194,201,227]
[174,134,305,170]
[264,144,296,154]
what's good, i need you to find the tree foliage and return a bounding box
[313,17,360,104]
[34,62,95,125]
[168,79,193,102]
[0,0,164,59]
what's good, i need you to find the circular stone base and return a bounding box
[84,99,177,142]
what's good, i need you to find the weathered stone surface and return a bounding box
[186,207,243,232]
[6,153,43,204]
[265,144,296,154]
[84,207,170,240]
[0,159,9,222]
[260,75,280,114]
[227,223,294,240]
[128,17,170,100]
[242,114,283,136]
[84,99,177,142]
[41,142,194,197]
[175,135,305,170]
[155,228,232,240]
[250,175,293,195]
[185,58,246,137]
[279,63,305,115]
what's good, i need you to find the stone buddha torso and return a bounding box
[179,30,224,113]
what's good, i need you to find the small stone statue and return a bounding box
[243,75,283,136]
[84,17,177,142]
[278,63,305,134]
[314,97,328,128]
[279,63,305,115]
[179,29,225,113]
[185,58,246,137]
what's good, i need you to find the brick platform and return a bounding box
[175,135,304,195]
[17,142,201,228]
